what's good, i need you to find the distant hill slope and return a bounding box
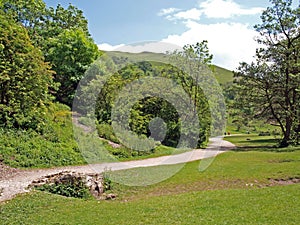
[213,65,234,84]
[105,51,234,85]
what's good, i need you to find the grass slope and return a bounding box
[107,51,234,85]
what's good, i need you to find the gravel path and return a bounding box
[0,136,235,203]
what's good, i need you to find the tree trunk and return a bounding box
[280,117,292,147]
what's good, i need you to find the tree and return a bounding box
[168,41,226,138]
[1,1,89,49]
[1,1,100,105]
[0,11,53,129]
[234,0,300,146]
[46,28,100,105]
[94,59,211,148]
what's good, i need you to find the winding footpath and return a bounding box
[0,137,235,203]
[0,117,236,203]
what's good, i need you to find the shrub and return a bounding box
[0,103,85,168]
[36,180,91,199]
[96,123,120,144]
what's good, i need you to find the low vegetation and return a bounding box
[0,103,85,168]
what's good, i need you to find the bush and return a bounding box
[96,123,120,144]
[36,180,91,199]
[0,103,85,168]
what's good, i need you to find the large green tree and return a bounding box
[235,0,300,146]
[0,11,52,129]
[47,28,100,105]
[1,0,100,105]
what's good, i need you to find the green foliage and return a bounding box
[35,181,91,199]
[1,1,90,48]
[0,11,53,129]
[0,103,85,168]
[95,60,211,148]
[103,172,114,192]
[44,3,90,39]
[168,41,226,138]
[96,123,119,144]
[1,1,100,106]
[1,0,47,38]
[74,55,116,115]
[234,0,300,147]
[47,28,100,105]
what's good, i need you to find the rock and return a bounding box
[104,193,117,200]
[29,171,107,199]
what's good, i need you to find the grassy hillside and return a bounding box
[213,65,234,84]
[106,51,234,85]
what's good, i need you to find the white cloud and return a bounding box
[158,8,180,16]
[199,0,264,19]
[162,21,259,70]
[173,8,202,21]
[104,42,181,54]
[98,43,125,51]
[99,21,260,70]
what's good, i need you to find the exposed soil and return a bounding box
[0,163,21,180]
[268,177,300,185]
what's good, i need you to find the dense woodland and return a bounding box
[0,0,299,168]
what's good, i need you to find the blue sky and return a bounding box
[43,0,286,69]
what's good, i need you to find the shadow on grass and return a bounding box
[238,138,278,145]
[227,136,300,152]
[233,145,300,153]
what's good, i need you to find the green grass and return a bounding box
[107,149,300,200]
[213,65,234,84]
[224,134,300,152]
[1,184,299,224]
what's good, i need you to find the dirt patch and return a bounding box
[268,177,300,185]
[0,163,20,181]
[268,159,298,163]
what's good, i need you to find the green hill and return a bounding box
[213,65,234,84]
[106,51,234,85]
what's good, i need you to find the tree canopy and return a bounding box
[0,0,100,106]
[0,11,53,129]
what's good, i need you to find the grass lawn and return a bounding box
[1,134,299,224]
[1,184,299,225]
